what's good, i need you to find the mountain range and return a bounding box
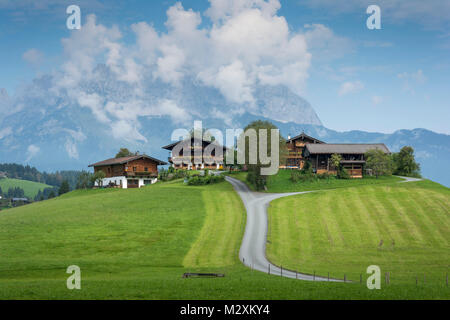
[0,64,448,187]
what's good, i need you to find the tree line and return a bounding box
[0,163,84,189]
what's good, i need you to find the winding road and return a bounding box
[226,176,338,281]
[225,175,422,282]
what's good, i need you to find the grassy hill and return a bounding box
[0,179,448,299]
[267,180,450,287]
[0,178,52,198]
[227,170,403,192]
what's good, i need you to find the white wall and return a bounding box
[95,176,158,189]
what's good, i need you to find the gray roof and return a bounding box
[305,144,390,154]
[162,137,228,151]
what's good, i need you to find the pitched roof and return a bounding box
[305,144,390,154]
[162,137,228,151]
[286,132,325,144]
[88,155,167,167]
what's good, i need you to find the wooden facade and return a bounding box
[279,132,390,179]
[89,155,167,188]
[304,144,391,178]
[280,133,325,169]
[162,138,227,170]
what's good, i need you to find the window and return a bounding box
[133,167,137,172]
[108,167,111,173]
[144,167,148,172]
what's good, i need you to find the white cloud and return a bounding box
[0,127,12,139]
[397,69,426,93]
[64,139,79,159]
[398,69,426,83]
[303,24,354,61]
[26,144,40,161]
[372,95,383,105]
[338,81,364,96]
[20,1,357,144]
[22,48,44,66]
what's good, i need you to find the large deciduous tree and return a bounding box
[392,146,421,178]
[365,149,393,178]
[239,120,287,191]
[115,148,136,158]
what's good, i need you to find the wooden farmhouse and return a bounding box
[281,132,325,169]
[162,137,227,170]
[88,154,167,188]
[304,143,391,178]
[281,132,390,178]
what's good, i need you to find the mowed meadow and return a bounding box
[0,178,448,299]
[0,178,51,198]
[267,180,450,286]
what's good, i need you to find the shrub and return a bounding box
[317,172,331,180]
[187,174,224,186]
[338,167,350,179]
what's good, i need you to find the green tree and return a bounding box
[392,146,421,177]
[91,171,106,187]
[58,180,70,196]
[329,153,342,177]
[365,149,393,178]
[48,191,56,199]
[239,120,287,191]
[115,148,136,158]
[76,171,93,189]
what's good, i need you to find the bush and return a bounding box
[160,168,189,181]
[290,169,315,183]
[187,174,224,186]
[338,167,350,179]
[317,172,331,180]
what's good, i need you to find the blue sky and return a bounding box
[0,0,449,134]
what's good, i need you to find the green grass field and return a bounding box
[0,178,52,198]
[0,179,448,299]
[267,180,449,289]
[227,170,402,193]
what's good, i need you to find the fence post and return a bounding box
[243,258,245,266]
[313,271,315,281]
[281,266,283,277]
[268,264,270,275]
[328,272,330,282]
[296,270,298,279]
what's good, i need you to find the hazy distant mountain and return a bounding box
[0,65,448,187]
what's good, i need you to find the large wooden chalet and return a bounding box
[162,137,227,170]
[281,132,325,169]
[88,154,167,188]
[281,132,390,178]
[304,143,391,178]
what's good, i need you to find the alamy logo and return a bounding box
[66,5,81,30]
[366,5,381,30]
[366,265,381,289]
[66,265,81,290]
